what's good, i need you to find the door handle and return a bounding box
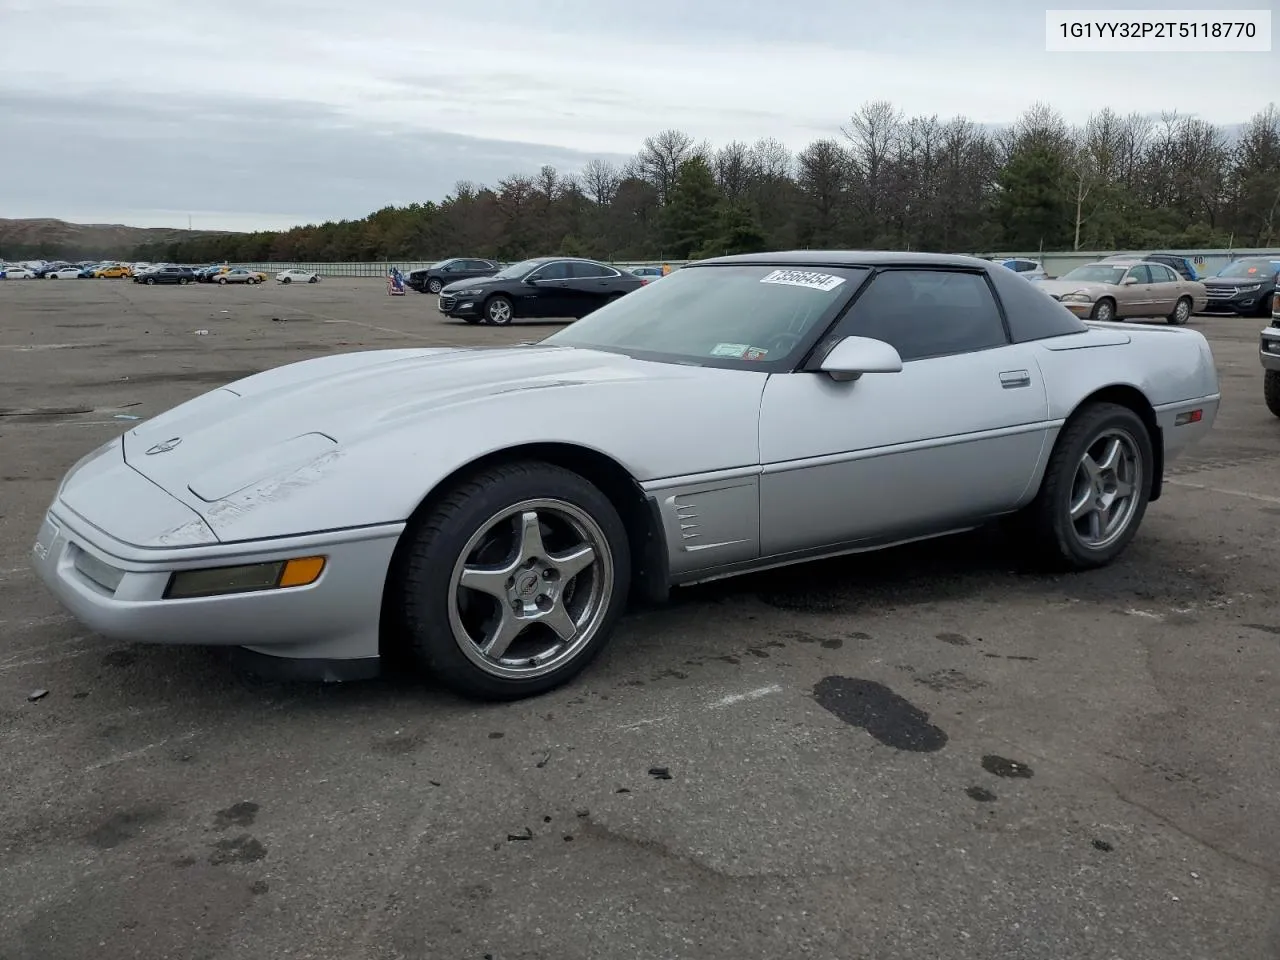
[999,370,1031,389]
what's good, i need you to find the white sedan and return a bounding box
[3,266,38,279]
[276,269,321,284]
[46,267,85,279]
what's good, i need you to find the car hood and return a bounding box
[1036,279,1115,298]
[1204,275,1272,287]
[118,344,732,516]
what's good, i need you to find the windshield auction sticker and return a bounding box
[759,269,846,292]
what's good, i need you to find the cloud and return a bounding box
[1,0,1276,228]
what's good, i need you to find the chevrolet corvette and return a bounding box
[32,252,1221,700]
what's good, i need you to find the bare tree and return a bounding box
[842,100,903,233]
[634,129,698,205]
[579,158,621,206]
[795,138,850,245]
[714,140,753,200]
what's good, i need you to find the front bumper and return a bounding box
[1202,288,1272,314]
[1260,327,1280,371]
[31,486,403,668]
[437,292,483,318]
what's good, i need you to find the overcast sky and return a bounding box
[1,0,1276,230]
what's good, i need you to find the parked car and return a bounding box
[1100,252,1200,281]
[31,252,1221,701]
[196,265,229,282]
[93,264,132,278]
[995,257,1048,281]
[133,266,196,285]
[1200,257,1280,317]
[1262,293,1280,417]
[3,265,38,279]
[628,265,666,280]
[1036,259,1207,324]
[438,256,647,324]
[408,258,501,294]
[216,268,267,285]
[276,269,320,284]
[45,266,85,279]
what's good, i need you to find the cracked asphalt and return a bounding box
[1,277,1278,959]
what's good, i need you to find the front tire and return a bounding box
[484,295,514,325]
[1090,298,1116,323]
[1023,402,1153,569]
[393,461,631,700]
[218,277,227,285]
[427,278,443,294]
[281,276,291,284]
[1167,296,1191,325]
[145,277,155,285]
[1265,370,1280,419]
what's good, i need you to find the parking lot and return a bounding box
[2,276,1278,959]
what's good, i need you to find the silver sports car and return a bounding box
[32,252,1221,700]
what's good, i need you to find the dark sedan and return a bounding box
[437,256,647,325]
[1201,257,1280,316]
[133,266,197,285]
[408,257,500,294]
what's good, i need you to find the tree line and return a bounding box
[135,100,1280,265]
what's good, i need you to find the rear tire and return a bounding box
[1167,296,1191,325]
[391,461,630,700]
[1265,370,1280,419]
[1022,402,1153,570]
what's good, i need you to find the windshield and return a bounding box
[491,258,546,280]
[1215,259,1280,279]
[543,263,870,369]
[1059,264,1130,284]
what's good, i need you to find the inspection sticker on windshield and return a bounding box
[759,269,846,292]
[711,343,751,358]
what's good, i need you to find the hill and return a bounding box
[0,218,237,261]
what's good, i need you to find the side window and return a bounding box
[570,262,611,278]
[441,260,460,272]
[837,270,1008,362]
[1126,265,1153,284]
[533,261,572,281]
[1154,264,1177,282]
[466,260,492,271]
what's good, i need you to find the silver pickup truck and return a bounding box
[1263,290,1280,417]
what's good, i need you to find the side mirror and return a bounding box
[1122,276,1139,285]
[818,336,903,382]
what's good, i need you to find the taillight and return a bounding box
[640,278,649,285]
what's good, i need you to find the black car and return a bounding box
[133,265,197,285]
[408,257,500,294]
[1201,257,1280,316]
[437,256,647,325]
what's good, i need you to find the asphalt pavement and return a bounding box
[1,277,1277,959]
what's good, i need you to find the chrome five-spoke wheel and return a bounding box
[1069,429,1141,550]
[449,500,613,680]
[396,461,630,700]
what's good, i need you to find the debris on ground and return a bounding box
[648,766,672,780]
[27,689,49,702]
[193,329,209,335]
[506,827,533,842]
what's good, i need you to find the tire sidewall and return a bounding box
[427,278,442,294]
[1168,297,1191,325]
[1045,404,1153,566]
[1092,299,1115,322]
[399,463,631,699]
